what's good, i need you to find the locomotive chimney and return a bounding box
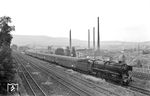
[93,27,95,50]
[88,29,90,49]
[69,29,72,50]
[97,17,100,50]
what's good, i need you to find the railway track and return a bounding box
[105,77,150,96]
[17,52,130,96]
[14,52,150,96]
[28,53,150,96]
[109,79,150,96]
[29,61,95,96]
[14,54,47,96]
[14,52,96,96]
[32,60,121,96]
[128,85,150,96]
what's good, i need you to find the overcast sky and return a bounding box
[0,0,150,42]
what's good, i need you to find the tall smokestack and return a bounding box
[88,29,90,49]
[93,27,95,49]
[97,17,100,50]
[69,29,72,49]
[138,43,140,55]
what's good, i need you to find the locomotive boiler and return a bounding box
[89,60,132,85]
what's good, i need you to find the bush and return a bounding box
[55,48,65,55]
[11,44,18,50]
[142,50,150,54]
[65,46,71,56]
[71,47,76,57]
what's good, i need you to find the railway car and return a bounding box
[26,52,44,59]
[43,53,56,63]
[25,51,132,85]
[53,55,77,69]
[75,58,93,73]
[26,51,77,69]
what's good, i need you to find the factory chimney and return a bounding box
[69,29,72,50]
[88,29,90,49]
[97,17,100,50]
[93,27,95,50]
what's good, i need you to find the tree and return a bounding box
[0,16,15,94]
[142,50,150,54]
[47,46,54,54]
[55,48,65,55]
[11,44,18,50]
[71,47,76,57]
[65,46,71,56]
[48,46,52,50]
[0,16,15,46]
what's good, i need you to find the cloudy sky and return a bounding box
[0,0,150,42]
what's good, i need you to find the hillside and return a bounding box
[11,35,150,50]
[12,35,87,48]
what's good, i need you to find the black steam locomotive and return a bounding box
[25,51,132,85]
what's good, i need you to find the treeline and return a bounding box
[55,46,76,57]
[11,44,77,57]
[0,16,15,94]
[11,44,30,52]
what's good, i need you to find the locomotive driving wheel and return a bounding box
[121,74,129,85]
[96,72,103,79]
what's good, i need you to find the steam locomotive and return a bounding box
[25,51,132,85]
